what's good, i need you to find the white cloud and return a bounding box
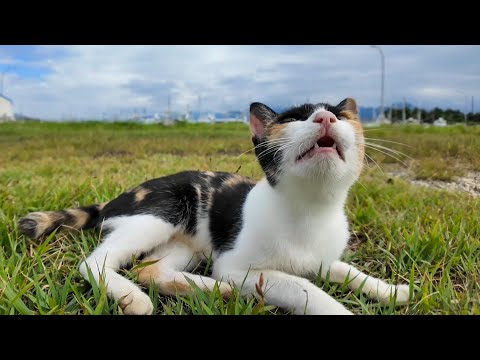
[415,87,461,98]
[2,45,480,119]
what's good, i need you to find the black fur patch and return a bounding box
[209,179,256,252]
[101,171,202,234]
[317,103,343,117]
[275,102,344,124]
[254,140,282,187]
[18,217,39,238]
[79,205,103,229]
[276,104,316,123]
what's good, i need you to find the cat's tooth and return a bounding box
[332,143,337,149]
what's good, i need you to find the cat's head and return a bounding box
[249,98,364,190]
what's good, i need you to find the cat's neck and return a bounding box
[256,176,350,215]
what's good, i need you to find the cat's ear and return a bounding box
[250,102,277,139]
[336,98,358,114]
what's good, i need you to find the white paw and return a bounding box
[376,283,411,304]
[393,284,411,304]
[307,306,354,315]
[303,299,354,315]
[119,290,154,315]
[336,307,354,315]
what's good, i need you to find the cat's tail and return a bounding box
[18,203,106,240]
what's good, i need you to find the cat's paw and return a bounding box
[303,299,354,315]
[308,306,354,315]
[392,284,411,304]
[119,290,154,315]
[377,283,411,304]
[336,307,354,315]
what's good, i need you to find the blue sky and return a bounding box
[1,45,479,119]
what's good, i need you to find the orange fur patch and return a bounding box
[267,123,287,141]
[171,232,195,247]
[26,212,60,237]
[66,209,89,228]
[341,110,365,174]
[134,187,151,203]
[223,175,246,188]
[137,262,162,285]
[97,202,108,211]
[162,279,192,294]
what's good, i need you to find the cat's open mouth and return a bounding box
[296,136,345,162]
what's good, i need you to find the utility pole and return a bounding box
[0,66,14,95]
[198,95,202,122]
[417,101,421,123]
[370,45,385,124]
[0,72,4,94]
[167,94,171,121]
[402,97,407,123]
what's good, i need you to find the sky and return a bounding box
[0,45,479,120]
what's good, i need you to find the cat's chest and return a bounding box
[266,217,348,273]
[236,211,350,276]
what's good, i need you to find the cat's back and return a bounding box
[100,171,256,240]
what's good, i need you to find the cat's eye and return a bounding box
[280,118,295,123]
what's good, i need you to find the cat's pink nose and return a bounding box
[313,111,337,124]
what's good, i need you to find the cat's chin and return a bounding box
[287,161,350,182]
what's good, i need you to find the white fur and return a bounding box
[79,215,176,314]
[79,106,411,315]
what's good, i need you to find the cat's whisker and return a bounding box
[364,137,411,147]
[354,178,367,191]
[237,147,257,157]
[364,152,386,177]
[362,127,397,132]
[272,142,297,160]
[237,138,294,158]
[297,142,308,161]
[258,146,292,161]
[364,145,408,167]
[255,140,295,159]
[364,142,412,160]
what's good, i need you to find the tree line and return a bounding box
[386,107,480,124]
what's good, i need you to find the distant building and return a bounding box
[0,94,15,121]
[197,113,215,123]
[376,114,391,125]
[405,117,420,125]
[433,117,447,127]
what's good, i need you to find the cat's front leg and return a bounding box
[325,261,411,304]
[217,268,353,315]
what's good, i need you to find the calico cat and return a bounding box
[19,98,411,315]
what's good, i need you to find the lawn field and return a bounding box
[1,121,479,315]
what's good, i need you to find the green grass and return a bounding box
[363,124,480,180]
[1,121,479,315]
